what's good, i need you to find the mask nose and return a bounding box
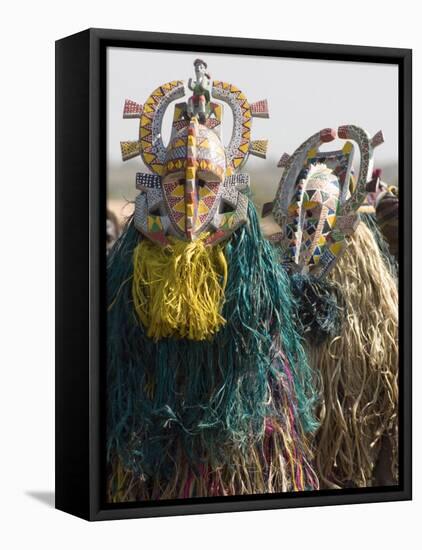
[185,119,199,240]
[184,177,197,240]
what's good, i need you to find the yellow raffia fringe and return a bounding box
[132,236,228,341]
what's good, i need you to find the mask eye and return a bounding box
[219,201,235,214]
[149,207,161,216]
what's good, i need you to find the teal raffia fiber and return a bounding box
[106,203,318,483]
[289,273,345,347]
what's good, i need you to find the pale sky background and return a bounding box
[107,46,398,220]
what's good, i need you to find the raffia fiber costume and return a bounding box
[264,126,398,488]
[107,63,319,501]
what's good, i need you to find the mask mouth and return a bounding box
[132,234,228,341]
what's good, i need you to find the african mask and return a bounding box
[120,61,270,246]
[265,125,384,277]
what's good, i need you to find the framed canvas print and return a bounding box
[55,28,412,521]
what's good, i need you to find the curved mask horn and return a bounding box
[212,81,269,173]
[337,125,384,217]
[271,128,337,228]
[121,81,186,175]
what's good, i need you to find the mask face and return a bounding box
[286,164,340,268]
[133,116,250,246]
[161,121,227,240]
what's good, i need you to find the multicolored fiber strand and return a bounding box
[108,358,319,502]
[310,220,398,488]
[106,203,319,501]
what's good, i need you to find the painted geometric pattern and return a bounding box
[371,130,384,148]
[310,226,347,275]
[337,125,382,215]
[136,172,162,190]
[205,118,221,130]
[250,99,269,118]
[212,80,253,172]
[123,99,142,119]
[147,214,163,233]
[229,191,248,229]
[126,77,263,246]
[157,174,246,240]
[196,127,225,157]
[284,164,341,272]
[164,157,225,180]
[163,181,186,232]
[336,213,360,234]
[206,191,248,246]
[195,148,224,163]
[170,101,223,134]
[134,187,172,246]
[273,128,336,227]
[317,249,338,278]
[184,118,198,239]
[224,173,250,191]
[277,153,291,168]
[197,182,220,226]
[166,146,188,162]
[221,184,239,209]
[249,140,268,159]
[145,188,163,211]
[165,159,187,174]
[209,102,223,121]
[308,144,354,204]
[197,149,225,168]
[172,119,189,132]
[172,102,188,125]
[134,193,147,230]
[121,140,141,161]
[138,80,185,176]
[165,126,226,178]
[196,160,225,179]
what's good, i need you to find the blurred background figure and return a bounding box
[376,185,399,259]
[106,209,121,254]
[364,169,399,260]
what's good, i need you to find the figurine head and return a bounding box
[193,58,207,79]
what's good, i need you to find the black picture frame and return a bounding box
[55,27,412,521]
